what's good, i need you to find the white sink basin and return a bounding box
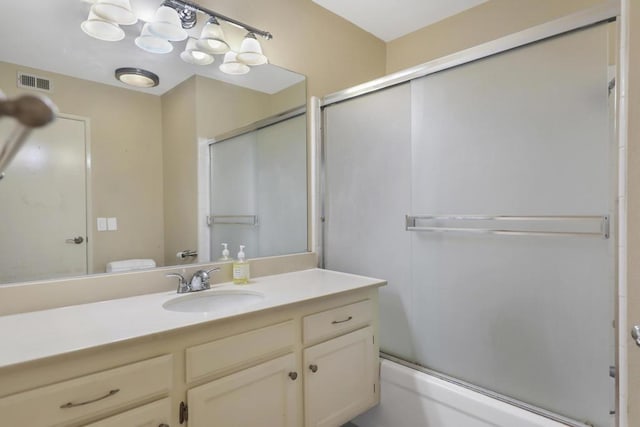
[163,289,264,314]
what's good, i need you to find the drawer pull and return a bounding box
[309,364,318,373]
[59,389,120,409]
[331,316,353,325]
[288,371,298,380]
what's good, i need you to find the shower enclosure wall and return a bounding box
[209,112,307,260]
[320,14,617,427]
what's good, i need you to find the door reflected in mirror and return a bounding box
[0,0,307,285]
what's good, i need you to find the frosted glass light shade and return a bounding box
[135,23,173,54]
[219,51,250,75]
[81,10,125,41]
[197,20,230,54]
[148,6,187,41]
[237,34,267,66]
[91,0,137,25]
[180,38,215,65]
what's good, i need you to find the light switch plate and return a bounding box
[97,217,107,232]
[107,217,118,231]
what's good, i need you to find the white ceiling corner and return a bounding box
[312,0,489,42]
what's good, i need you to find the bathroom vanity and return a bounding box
[0,268,384,427]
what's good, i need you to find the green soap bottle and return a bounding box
[232,245,250,284]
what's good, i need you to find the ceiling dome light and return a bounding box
[219,51,250,75]
[135,23,173,54]
[81,10,125,41]
[180,38,214,65]
[115,68,159,88]
[91,0,137,26]
[197,18,230,55]
[237,33,268,66]
[148,6,188,41]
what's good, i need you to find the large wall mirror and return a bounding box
[0,0,307,285]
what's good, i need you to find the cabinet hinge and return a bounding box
[179,401,188,424]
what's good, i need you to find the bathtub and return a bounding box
[351,358,582,427]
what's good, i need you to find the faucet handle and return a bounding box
[205,267,221,275]
[166,272,190,293]
[166,272,185,282]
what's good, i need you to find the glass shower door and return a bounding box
[324,22,615,427]
[209,114,307,259]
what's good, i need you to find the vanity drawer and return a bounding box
[186,320,294,383]
[303,299,372,345]
[82,397,171,427]
[0,354,172,427]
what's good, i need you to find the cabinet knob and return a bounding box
[632,325,640,347]
[288,371,298,380]
[309,364,318,373]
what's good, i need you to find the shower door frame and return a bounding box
[313,1,623,426]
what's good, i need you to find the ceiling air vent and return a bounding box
[17,72,53,93]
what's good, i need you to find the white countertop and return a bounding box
[0,268,385,369]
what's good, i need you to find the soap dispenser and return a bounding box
[232,245,250,284]
[219,243,231,261]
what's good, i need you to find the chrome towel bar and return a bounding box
[405,214,610,239]
[207,215,258,226]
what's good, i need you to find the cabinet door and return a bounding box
[187,353,299,427]
[82,398,171,427]
[304,327,377,427]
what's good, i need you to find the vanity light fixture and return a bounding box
[80,0,273,79]
[135,23,174,54]
[181,38,214,65]
[237,33,268,66]
[115,68,160,88]
[81,10,125,41]
[91,0,137,26]
[197,17,230,55]
[147,5,188,42]
[219,51,250,75]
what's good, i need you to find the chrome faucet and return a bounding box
[166,267,221,294]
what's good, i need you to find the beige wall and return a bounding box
[161,74,307,263]
[386,0,608,73]
[160,77,198,266]
[159,0,388,266]
[0,61,164,274]
[626,0,640,424]
[1,0,386,281]
[194,76,272,138]
[196,0,387,97]
[268,81,306,116]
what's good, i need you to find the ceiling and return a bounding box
[312,0,488,42]
[0,0,303,95]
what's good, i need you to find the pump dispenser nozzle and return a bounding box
[220,243,230,261]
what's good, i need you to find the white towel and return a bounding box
[105,259,156,273]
